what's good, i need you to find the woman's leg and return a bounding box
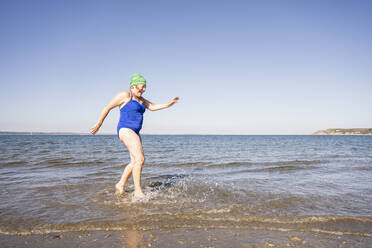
[118,128,146,198]
[115,152,135,195]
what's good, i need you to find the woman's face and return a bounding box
[131,84,146,97]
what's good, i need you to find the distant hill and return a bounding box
[312,128,372,135]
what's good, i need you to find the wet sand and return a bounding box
[1,227,371,248]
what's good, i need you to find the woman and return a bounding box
[90,74,179,198]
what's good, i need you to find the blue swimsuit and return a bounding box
[117,93,146,137]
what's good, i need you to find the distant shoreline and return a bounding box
[312,128,372,135]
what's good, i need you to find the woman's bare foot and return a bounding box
[133,190,146,198]
[115,182,125,195]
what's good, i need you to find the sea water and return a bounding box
[0,135,371,239]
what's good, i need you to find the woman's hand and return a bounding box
[90,122,102,135]
[168,97,180,107]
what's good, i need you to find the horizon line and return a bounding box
[0,130,323,136]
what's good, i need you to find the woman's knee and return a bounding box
[134,155,145,167]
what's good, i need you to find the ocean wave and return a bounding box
[0,161,27,167]
[355,165,372,171]
[149,162,209,167]
[87,171,117,177]
[225,165,317,174]
[31,183,94,192]
[44,157,74,164]
[208,160,328,168]
[43,160,105,168]
[149,160,328,168]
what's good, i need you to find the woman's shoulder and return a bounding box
[116,90,131,99]
[115,91,131,108]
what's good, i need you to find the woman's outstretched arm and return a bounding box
[142,97,179,111]
[90,92,129,134]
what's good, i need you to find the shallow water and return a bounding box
[0,135,371,239]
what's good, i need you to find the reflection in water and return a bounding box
[121,230,142,248]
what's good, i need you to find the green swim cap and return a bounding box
[130,74,146,86]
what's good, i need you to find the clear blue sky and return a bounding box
[1,0,371,134]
